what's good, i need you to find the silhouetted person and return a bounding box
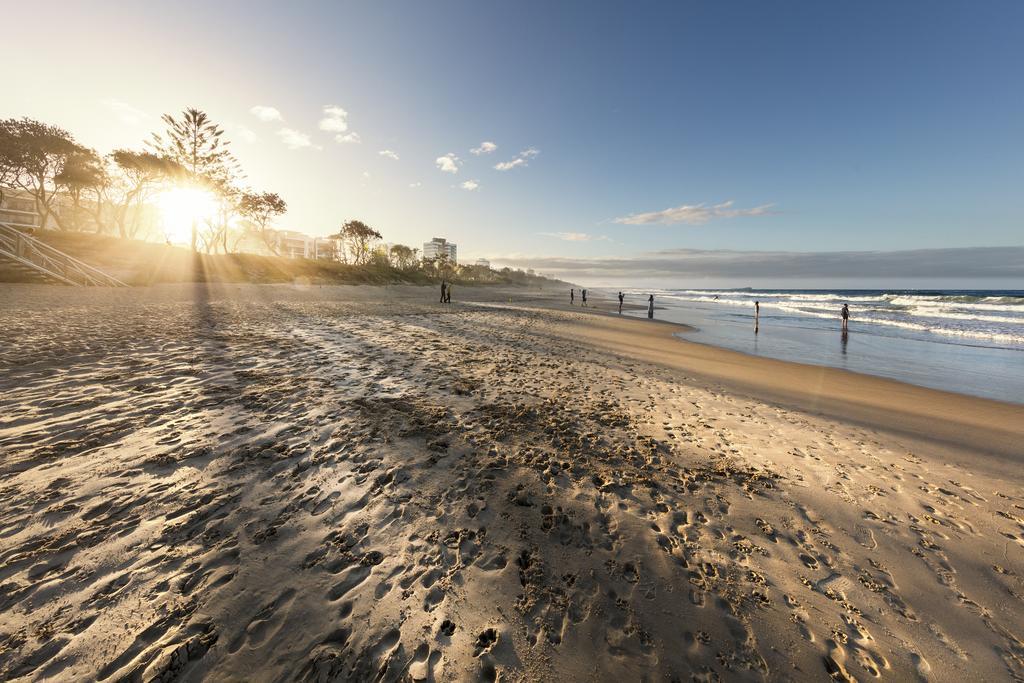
[446,283,452,303]
[440,280,447,303]
[582,289,588,307]
[647,294,654,319]
[570,288,575,305]
[755,300,760,324]
[618,291,624,314]
[841,303,850,331]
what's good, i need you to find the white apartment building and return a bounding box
[475,258,490,268]
[0,193,40,230]
[271,230,338,260]
[422,237,457,264]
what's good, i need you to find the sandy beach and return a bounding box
[2,282,1023,682]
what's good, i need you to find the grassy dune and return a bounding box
[2,231,557,288]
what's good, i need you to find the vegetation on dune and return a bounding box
[3,230,559,288]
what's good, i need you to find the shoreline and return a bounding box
[608,289,1024,406]
[529,293,1024,465]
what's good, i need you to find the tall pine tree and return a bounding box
[150,108,239,250]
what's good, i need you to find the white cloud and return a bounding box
[409,182,422,188]
[277,128,317,150]
[435,153,461,174]
[319,105,349,133]
[336,132,361,144]
[494,147,539,171]
[378,149,400,160]
[539,232,608,242]
[613,200,776,225]
[460,179,480,191]
[471,141,497,155]
[104,100,150,127]
[494,158,526,171]
[233,125,258,143]
[249,105,283,122]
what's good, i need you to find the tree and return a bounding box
[388,244,419,269]
[333,219,382,265]
[109,149,182,238]
[238,191,287,254]
[431,251,454,280]
[205,179,243,254]
[0,117,88,230]
[149,108,240,250]
[0,121,19,207]
[54,148,105,231]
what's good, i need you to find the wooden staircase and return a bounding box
[0,222,127,287]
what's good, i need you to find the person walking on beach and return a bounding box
[570,288,575,305]
[618,291,624,314]
[440,280,447,303]
[445,282,452,304]
[582,289,588,307]
[841,303,850,331]
[647,294,654,319]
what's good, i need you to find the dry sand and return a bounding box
[1,282,1023,682]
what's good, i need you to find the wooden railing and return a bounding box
[0,222,126,287]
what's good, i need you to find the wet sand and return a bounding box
[1,282,1023,681]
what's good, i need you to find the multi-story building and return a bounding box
[475,258,491,268]
[274,230,313,259]
[422,237,457,264]
[269,230,340,260]
[314,237,338,261]
[0,192,41,230]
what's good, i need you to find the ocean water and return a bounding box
[617,288,1024,404]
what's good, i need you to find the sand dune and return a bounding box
[1,283,1023,681]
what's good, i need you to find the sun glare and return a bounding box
[156,187,217,245]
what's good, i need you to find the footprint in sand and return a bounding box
[226,588,297,653]
[328,565,371,601]
[408,643,445,682]
[911,652,931,680]
[423,585,445,612]
[438,619,457,638]
[473,628,499,657]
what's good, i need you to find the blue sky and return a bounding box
[3,1,1022,284]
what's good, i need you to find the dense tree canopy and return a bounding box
[0,117,89,229]
[334,219,382,265]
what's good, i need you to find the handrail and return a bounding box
[0,222,127,286]
[0,223,126,283]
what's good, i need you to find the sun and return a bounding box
[156,187,217,245]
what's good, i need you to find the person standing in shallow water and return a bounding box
[647,294,654,319]
[618,291,624,314]
[841,303,850,331]
[440,280,447,303]
[582,289,588,307]
[570,288,574,305]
